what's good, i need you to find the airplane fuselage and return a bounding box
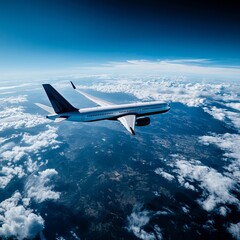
[47,101,170,122]
[37,83,170,134]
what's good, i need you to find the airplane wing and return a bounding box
[117,115,136,135]
[70,81,113,107]
[70,81,136,135]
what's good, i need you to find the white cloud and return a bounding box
[0,192,44,240]
[0,106,50,132]
[219,206,227,217]
[174,159,239,212]
[181,206,189,214]
[1,125,60,163]
[203,106,226,121]
[227,222,240,240]
[0,166,25,189]
[0,91,16,95]
[25,169,60,203]
[0,125,60,189]
[25,157,42,173]
[126,203,163,240]
[56,237,66,240]
[203,107,240,130]
[1,58,240,82]
[0,134,20,145]
[154,168,175,181]
[165,58,210,63]
[0,83,33,91]
[199,134,240,181]
[70,230,81,240]
[0,94,61,197]
[0,95,27,104]
[226,102,240,111]
[74,74,238,105]
[73,59,240,81]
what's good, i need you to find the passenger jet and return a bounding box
[35,82,170,135]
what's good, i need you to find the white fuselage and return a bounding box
[47,101,170,122]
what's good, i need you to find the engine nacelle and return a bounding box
[136,117,150,126]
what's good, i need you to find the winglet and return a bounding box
[130,127,135,135]
[70,81,76,89]
[117,115,136,135]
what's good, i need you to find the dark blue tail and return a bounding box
[42,84,78,113]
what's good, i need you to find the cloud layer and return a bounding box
[0,192,44,240]
[174,158,238,212]
[25,169,60,203]
[199,134,240,181]
[127,203,163,240]
[0,94,61,239]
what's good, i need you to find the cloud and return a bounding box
[0,95,27,104]
[0,106,50,132]
[126,203,163,240]
[70,230,81,240]
[227,222,240,240]
[1,125,60,163]
[25,169,60,203]
[154,168,175,181]
[164,59,210,63]
[203,106,227,121]
[199,134,240,181]
[0,95,28,104]
[56,237,66,240]
[174,158,239,212]
[219,206,227,217]
[73,74,237,105]
[0,125,60,189]
[226,102,240,111]
[0,91,16,95]
[0,192,44,240]
[0,166,25,189]
[75,77,205,106]
[0,93,61,239]
[0,94,61,205]
[1,58,240,82]
[203,107,240,130]
[0,83,33,91]
[73,59,240,81]
[0,134,20,145]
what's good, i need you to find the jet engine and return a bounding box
[136,117,150,126]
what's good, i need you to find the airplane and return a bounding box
[35,82,170,135]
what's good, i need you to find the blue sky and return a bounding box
[0,0,240,72]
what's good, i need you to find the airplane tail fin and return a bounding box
[42,84,78,113]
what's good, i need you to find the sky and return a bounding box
[0,0,240,74]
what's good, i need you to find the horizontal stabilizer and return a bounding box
[54,117,68,123]
[35,103,55,114]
